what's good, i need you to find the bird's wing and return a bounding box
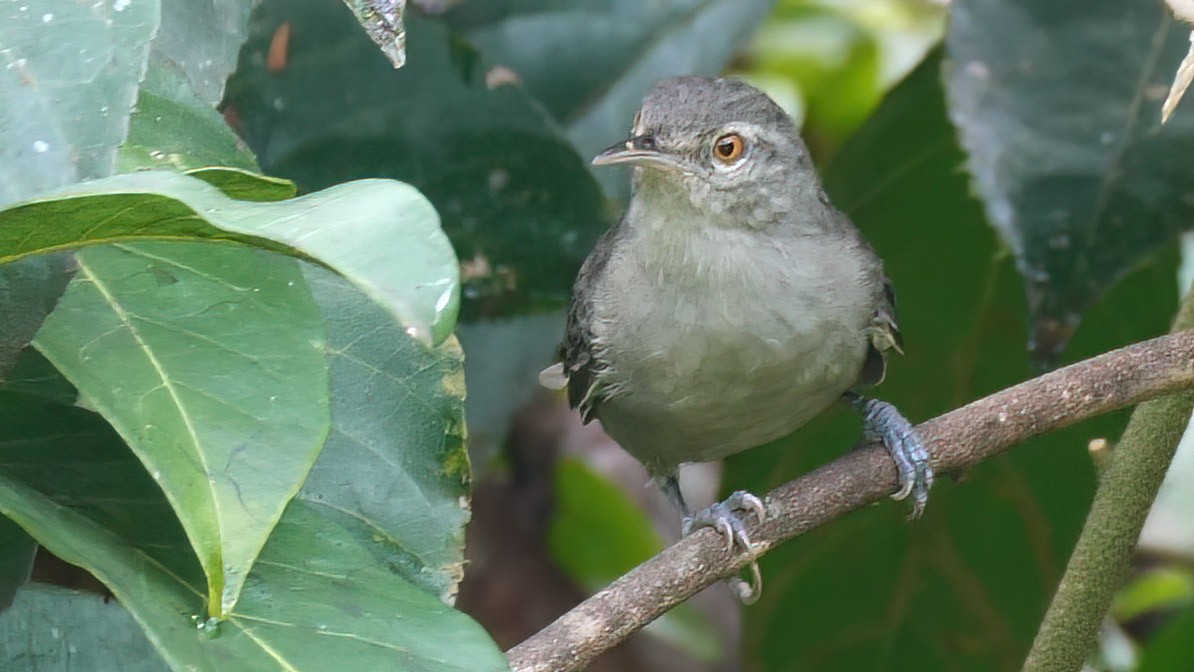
[541,222,623,423]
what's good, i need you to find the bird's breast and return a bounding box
[588,224,875,469]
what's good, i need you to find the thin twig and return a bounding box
[505,330,1194,672]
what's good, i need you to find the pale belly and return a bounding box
[589,232,874,472]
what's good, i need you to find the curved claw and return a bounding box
[683,490,766,553]
[855,397,934,519]
[727,560,764,605]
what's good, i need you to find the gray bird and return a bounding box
[541,77,931,574]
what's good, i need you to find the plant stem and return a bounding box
[1022,289,1194,672]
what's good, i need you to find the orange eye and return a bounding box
[713,133,745,164]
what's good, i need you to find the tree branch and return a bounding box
[1022,288,1194,672]
[505,330,1194,672]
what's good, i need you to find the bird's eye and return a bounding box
[713,134,746,164]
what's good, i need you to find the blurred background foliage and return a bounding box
[3,0,1194,670]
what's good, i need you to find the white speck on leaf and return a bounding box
[32,140,48,153]
[113,0,130,10]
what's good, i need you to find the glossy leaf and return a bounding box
[945,0,1194,361]
[728,52,1180,672]
[33,242,329,617]
[0,255,74,381]
[0,517,34,614]
[298,265,471,602]
[119,57,261,174]
[0,391,508,672]
[1,171,459,346]
[0,585,167,671]
[152,0,258,108]
[0,0,156,207]
[224,1,608,319]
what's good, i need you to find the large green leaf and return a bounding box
[224,1,608,319]
[0,353,506,671]
[297,265,471,602]
[1,171,458,346]
[0,255,73,381]
[152,0,259,109]
[119,57,261,174]
[33,242,329,617]
[442,0,774,178]
[0,0,157,207]
[728,52,1180,672]
[945,0,1194,361]
[0,585,167,671]
[0,517,34,614]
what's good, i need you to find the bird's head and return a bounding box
[593,77,822,228]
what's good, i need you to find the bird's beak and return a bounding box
[591,136,684,171]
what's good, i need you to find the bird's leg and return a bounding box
[659,474,765,603]
[846,393,933,518]
[661,473,766,552]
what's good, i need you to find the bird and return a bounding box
[540,77,931,593]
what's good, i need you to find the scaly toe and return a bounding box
[684,491,765,553]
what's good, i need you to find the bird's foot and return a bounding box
[682,490,766,604]
[852,396,933,518]
[682,490,766,552]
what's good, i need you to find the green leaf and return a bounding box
[119,57,261,174]
[442,0,774,193]
[1113,568,1194,621]
[1,171,459,346]
[0,371,506,671]
[0,255,74,381]
[0,585,168,671]
[152,0,258,108]
[187,168,298,203]
[297,265,471,602]
[0,0,157,206]
[0,517,34,613]
[945,0,1194,361]
[224,2,607,319]
[728,51,1180,672]
[33,242,330,617]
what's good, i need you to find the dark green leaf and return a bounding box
[0,517,34,613]
[0,255,74,381]
[298,265,471,601]
[0,374,506,671]
[0,0,157,206]
[728,51,1179,672]
[442,0,773,193]
[945,0,1194,361]
[225,1,608,319]
[33,242,329,617]
[0,585,168,671]
[1,171,459,346]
